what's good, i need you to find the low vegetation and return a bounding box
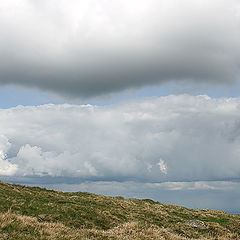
[0,180,239,239]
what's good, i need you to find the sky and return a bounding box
[1,0,240,213]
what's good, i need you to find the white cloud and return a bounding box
[0,95,240,183]
[0,155,18,176]
[0,0,240,97]
[146,181,236,191]
[0,135,18,176]
[157,159,167,174]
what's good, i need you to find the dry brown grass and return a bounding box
[0,211,239,240]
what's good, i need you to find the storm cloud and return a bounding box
[1,95,240,183]
[0,0,240,98]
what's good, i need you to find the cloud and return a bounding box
[1,95,240,183]
[157,159,167,175]
[0,0,240,98]
[0,135,18,176]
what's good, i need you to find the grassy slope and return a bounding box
[0,180,239,240]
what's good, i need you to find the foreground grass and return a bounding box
[0,181,239,239]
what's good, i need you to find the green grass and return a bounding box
[0,180,239,239]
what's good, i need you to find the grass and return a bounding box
[0,180,239,239]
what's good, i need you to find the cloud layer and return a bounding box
[1,95,240,183]
[0,0,240,97]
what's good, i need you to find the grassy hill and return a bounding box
[0,180,239,239]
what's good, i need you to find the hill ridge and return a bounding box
[0,180,239,239]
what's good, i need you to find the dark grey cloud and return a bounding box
[0,0,240,98]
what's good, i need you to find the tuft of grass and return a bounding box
[0,180,239,239]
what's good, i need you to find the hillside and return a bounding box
[0,180,239,239]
